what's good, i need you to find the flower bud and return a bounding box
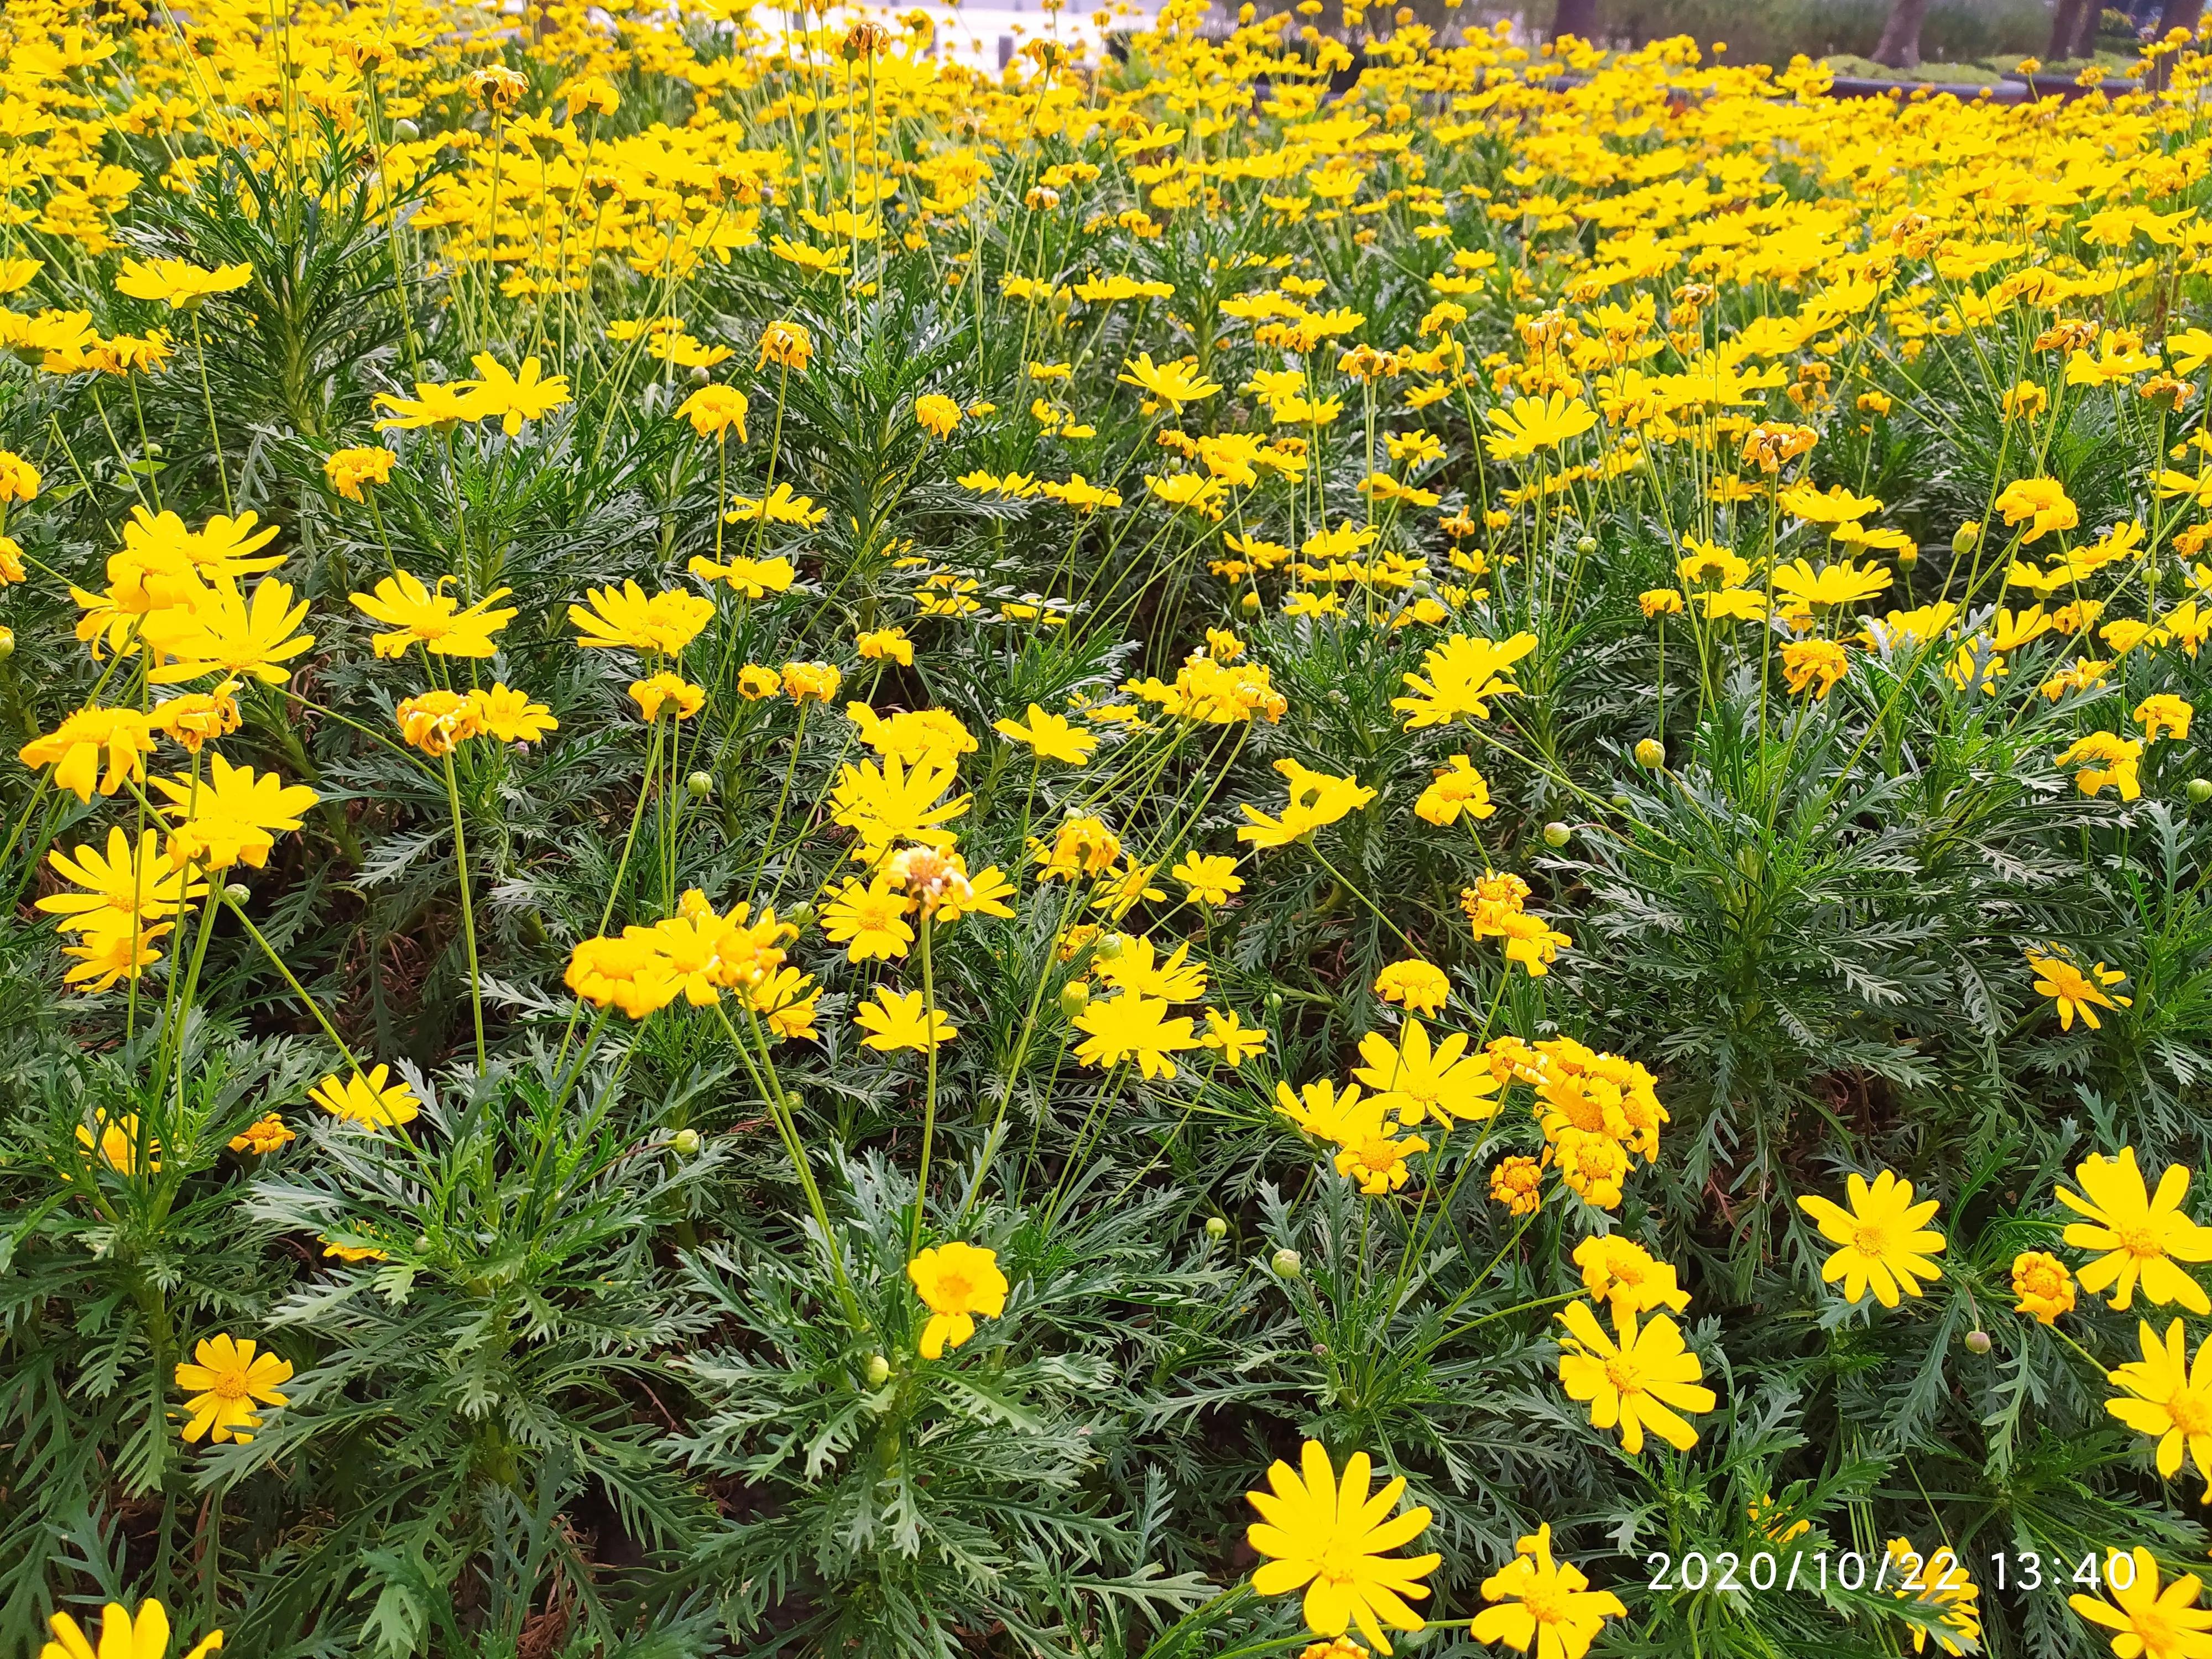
[1634,737,1665,769]
[1095,932,1125,960]
[0,627,13,660]
[690,365,711,386]
[1575,534,1597,555]
[865,1353,891,1386]
[1897,545,1919,568]
[2189,778,2212,804]
[1610,791,1632,808]
[785,902,816,928]
[1239,591,1262,617]
[1952,521,1980,555]
[392,117,420,141]
[1542,821,1571,848]
[687,770,713,799]
[223,882,251,905]
[672,1128,702,1155]
[1060,979,1091,1018]
[1204,1215,1228,1239]
[1964,1328,1991,1354]
[1271,1246,1303,1279]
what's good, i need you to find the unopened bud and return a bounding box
[1575,534,1597,555]
[1239,591,1262,617]
[1271,1247,1303,1279]
[672,1128,702,1155]
[1964,1328,1991,1354]
[687,770,713,799]
[1204,1215,1227,1239]
[1952,521,1980,555]
[1542,821,1571,848]
[2188,778,2211,804]
[1060,979,1091,1018]
[690,365,711,385]
[222,882,251,905]
[1634,737,1665,769]
[865,1353,891,1385]
[392,117,420,141]
[0,627,13,660]
[785,902,815,928]
[1095,932,1125,960]
[1609,791,1632,809]
[1897,545,1919,568]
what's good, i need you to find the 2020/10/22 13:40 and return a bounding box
[1643,1548,2143,1595]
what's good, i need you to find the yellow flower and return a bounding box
[1414,753,1495,826]
[174,1333,293,1443]
[374,379,482,431]
[914,393,963,437]
[1883,1540,1982,1656]
[62,921,174,993]
[324,445,397,500]
[1555,1299,1715,1453]
[1245,1441,1439,1655]
[1489,1154,1546,1215]
[1770,558,1892,611]
[227,1113,295,1155]
[566,935,680,1019]
[470,683,557,743]
[152,754,320,872]
[2054,732,2143,801]
[1797,1168,1947,1307]
[568,580,714,655]
[77,1108,159,1172]
[630,673,706,722]
[2011,1250,2077,1324]
[310,1065,422,1128]
[830,752,971,862]
[1072,993,1198,1079]
[1470,1524,1626,1659]
[676,383,749,441]
[821,874,916,961]
[692,554,796,598]
[143,575,314,686]
[1171,851,1243,905]
[1392,632,1538,727]
[1238,758,1376,848]
[1334,1120,1430,1194]
[1118,352,1223,406]
[21,706,159,802]
[906,1241,1008,1358]
[1639,588,1686,618]
[395,688,483,755]
[2107,1319,2212,1498]
[1780,639,1850,698]
[1352,1019,1499,1126]
[1573,1235,1691,1328]
[0,448,40,503]
[1374,959,1449,1015]
[994,703,1097,765]
[2069,1548,2212,1659]
[1995,476,2080,544]
[38,827,206,932]
[855,985,956,1052]
[349,570,515,659]
[757,319,815,372]
[1483,393,1598,461]
[463,353,570,435]
[2059,1148,2212,1313]
[1199,1006,1268,1065]
[857,625,913,664]
[2137,693,2194,743]
[116,257,251,310]
[2028,951,2133,1031]
[1553,1126,1629,1207]
[40,1599,223,1659]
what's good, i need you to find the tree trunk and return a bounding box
[2150,0,2200,84]
[1872,0,1932,66]
[1549,0,1598,44]
[2047,0,2090,56]
[2067,0,2104,56]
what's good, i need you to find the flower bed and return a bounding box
[6,6,2212,1657]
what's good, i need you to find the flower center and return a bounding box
[1852,1222,1893,1257]
[1522,1583,1568,1625]
[2172,1389,2212,1438]
[936,1271,973,1307]
[211,1368,251,1402]
[2120,1224,2165,1259]
[1603,1357,1644,1395]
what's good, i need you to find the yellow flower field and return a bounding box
[7,0,2212,1652]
